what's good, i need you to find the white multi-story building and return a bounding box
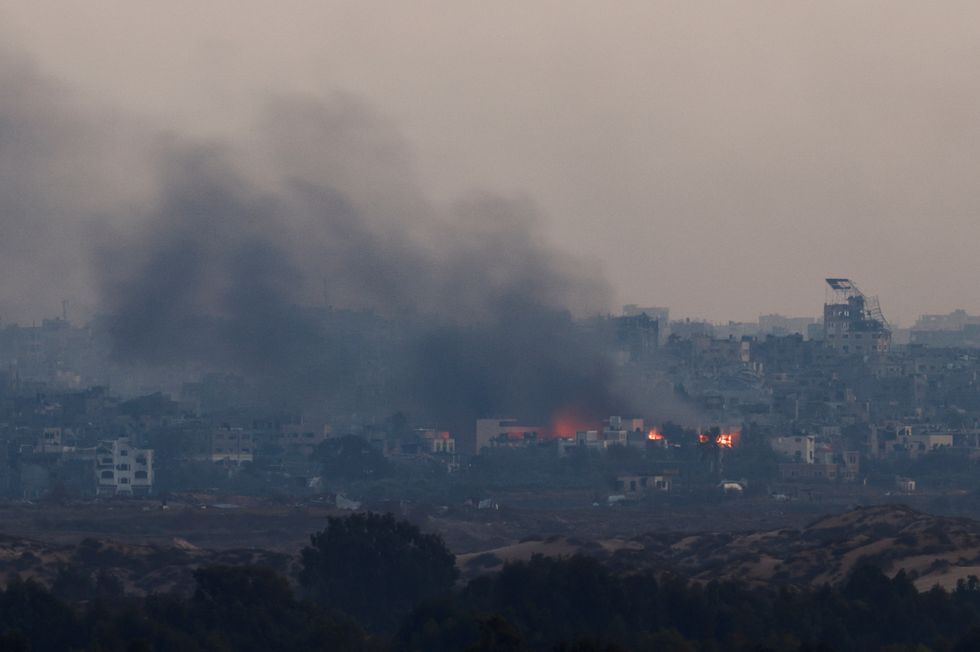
[95,437,153,496]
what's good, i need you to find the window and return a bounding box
[119,478,129,484]
[116,464,129,471]
[120,449,129,456]
[100,471,114,479]
[135,471,148,479]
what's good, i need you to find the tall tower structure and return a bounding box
[823,278,890,355]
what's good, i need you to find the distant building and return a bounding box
[758,314,816,337]
[896,476,916,493]
[34,427,75,455]
[95,437,153,496]
[193,428,255,465]
[614,314,659,364]
[623,305,669,342]
[670,319,714,340]
[419,429,460,472]
[771,435,816,463]
[910,310,980,347]
[823,278,891,355]
[841,451,860,481]
[474,418,543,454]
[913,309,980,332]
[616,472,674,496]
[691,334,752,365]
[604,416,645,446]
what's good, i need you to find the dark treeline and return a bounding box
[7,513,980,651]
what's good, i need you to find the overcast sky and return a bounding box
[3,1,980,325]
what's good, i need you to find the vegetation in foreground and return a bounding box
[4,512,980,650]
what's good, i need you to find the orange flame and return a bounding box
[716,432,736,448]
[647,429,664,441]
[698,430,740,447]
[548,406,602,439]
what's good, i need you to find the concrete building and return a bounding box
[616,472,674,496]
[614,313,660,363]
[419,429,459,472]
[194,428,255,465]
[623,305,669,342]
[34,427,75,455]
[474,418,543,453]
[95,437,153,496]
[771,435,816,463]
[823,278,891,355]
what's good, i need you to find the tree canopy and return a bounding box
[299,512,458,631]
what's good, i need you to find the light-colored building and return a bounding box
[419,429,460,472]
[878,427,954,459]
[897,432,954,458]
[771,435,816,464]
[95,437,153,496]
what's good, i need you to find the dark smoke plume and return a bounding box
[0,54,626,432]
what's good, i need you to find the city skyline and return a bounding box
[2,3,980,323]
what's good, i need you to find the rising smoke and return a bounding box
[0,51,628,431]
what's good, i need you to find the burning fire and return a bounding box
[716,432,737,448]
[647,428,664,441]
[698,430,740,447]
[548,406,602,439]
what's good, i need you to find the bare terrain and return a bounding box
[1,491,979,595]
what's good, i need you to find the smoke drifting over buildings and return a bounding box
[0,50,623,427]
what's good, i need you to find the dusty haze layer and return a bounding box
[2,2,980,323]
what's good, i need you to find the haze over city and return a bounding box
[3,2,980,323]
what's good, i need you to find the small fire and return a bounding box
[698,430,740,447]
[647,429,664,441]
[716,432,736,448]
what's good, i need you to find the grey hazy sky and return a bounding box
[3,1,980,325]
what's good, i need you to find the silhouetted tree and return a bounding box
[300,512,458,631]
[314,435,391,482]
